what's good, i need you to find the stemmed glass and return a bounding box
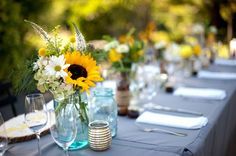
[0,112,8,156]
[25,93,47,156]
[49,104,77,156]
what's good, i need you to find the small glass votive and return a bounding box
[88,120,112,151]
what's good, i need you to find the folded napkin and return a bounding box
[215,59,236,66]
[198,71,236,80]
[136,111,208,129]
[173,87,226,100]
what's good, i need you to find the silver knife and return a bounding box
[144,103,203,116]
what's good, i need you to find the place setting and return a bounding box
[1,1,236,156]
[130,98,208,136]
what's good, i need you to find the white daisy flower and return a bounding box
[45,55,69,78]
[35,57,48,70]
[116,44,129,53]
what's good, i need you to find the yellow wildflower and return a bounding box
[150,31,169,43]
[138,31,148,43]
[108,49,122,62]
[180,45,193,59]
[193,44,201,56]
[69,36,76,43]
[38,48,46,57]
[119,35,134,46]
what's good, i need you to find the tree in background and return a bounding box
[0,0,52,81]
[0,0,235,83]
[62,0,152,40]
[64,0,235,42]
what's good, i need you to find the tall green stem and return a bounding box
[119,60,125,71]
[77,91,89,124]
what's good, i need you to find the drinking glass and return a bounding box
[25,93,47,156]
[49,104,77,156]
[0,113,8,156]
[140,64,159,100]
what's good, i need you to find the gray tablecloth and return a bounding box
[4,65,236,156]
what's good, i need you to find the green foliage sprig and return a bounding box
[12,55,37,94]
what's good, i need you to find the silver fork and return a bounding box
[141,127,187,137]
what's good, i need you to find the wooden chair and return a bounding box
[0,82,17,116]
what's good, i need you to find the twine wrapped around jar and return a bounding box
[88,120,112,151]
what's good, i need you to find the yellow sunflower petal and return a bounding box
[85,80,96,87]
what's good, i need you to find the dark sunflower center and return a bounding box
[68,64,87,80]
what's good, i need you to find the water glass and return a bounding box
[140,65,160,100]
[49,104,77,156]
[0,113,8,156]
[25,93,47,156]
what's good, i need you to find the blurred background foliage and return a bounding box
[0,0,235,81]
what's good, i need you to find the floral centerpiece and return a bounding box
[102,33,144,115]
[139,22,169,74]
[25,20,103,150]
[179,44,202,77]
[104,35,144,73]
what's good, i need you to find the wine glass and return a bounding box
[49,104,77,156]
[25,93,47,156]
[0,112,8,156]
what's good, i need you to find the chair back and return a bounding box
[0,82,17,117]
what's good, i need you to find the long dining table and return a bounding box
[4,63,236,156]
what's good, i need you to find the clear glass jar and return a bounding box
[90,88,118,137]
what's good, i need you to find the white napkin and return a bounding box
[136,111,208,129]
[198,71,236,80]
[46,100,54,110]
[215,59,236,66]
[173,87,226,100]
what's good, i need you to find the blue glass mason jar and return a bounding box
[90,88,118,137]
[53,91,89,150]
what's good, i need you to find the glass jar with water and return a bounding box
[90,88,117,137]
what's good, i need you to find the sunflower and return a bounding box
[64,51,103,92]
